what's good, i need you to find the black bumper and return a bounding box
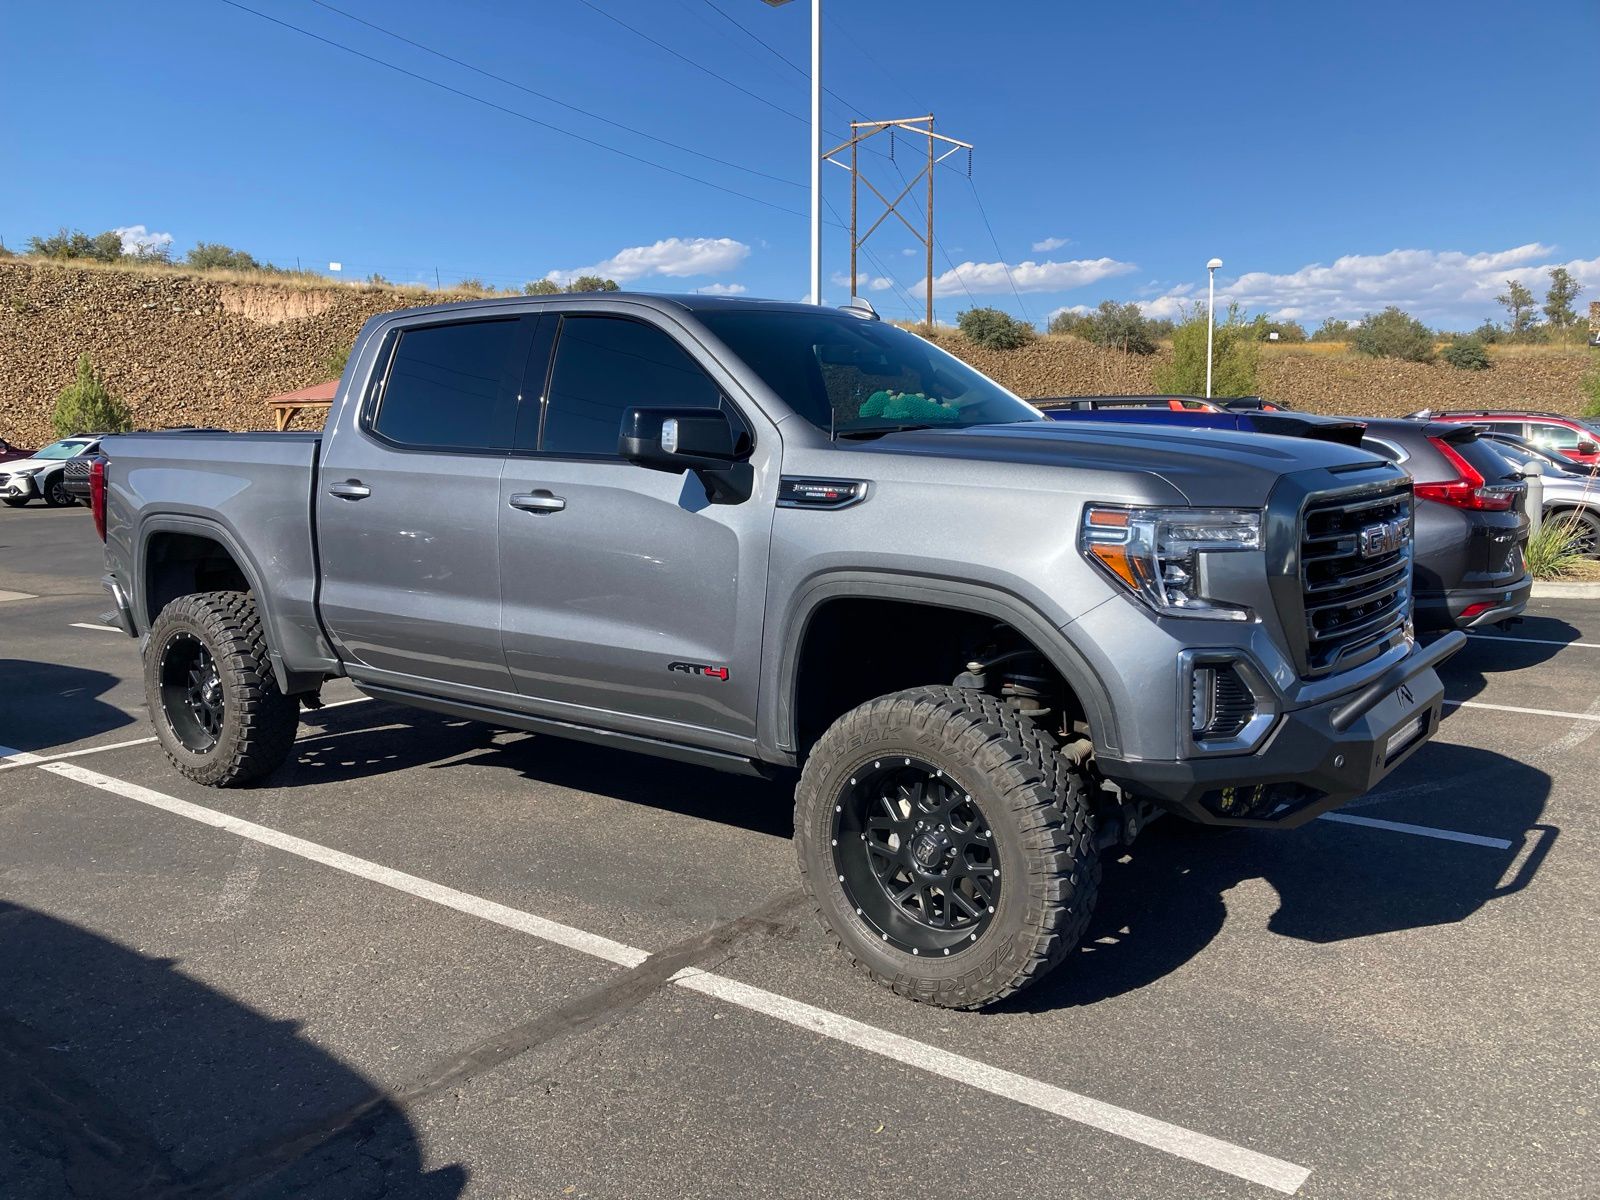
[1097,631,1466,828]
[1415,574,1532,632]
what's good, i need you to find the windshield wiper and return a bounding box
[833,422,947,440]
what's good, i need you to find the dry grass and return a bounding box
[8,253,501,300]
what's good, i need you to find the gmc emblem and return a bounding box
[1358,519,1405,559]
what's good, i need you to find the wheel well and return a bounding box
[144,532,252,624]
[790,597,1087,757]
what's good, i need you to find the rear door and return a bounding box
[497,310,777,747]
[317,314,532,696]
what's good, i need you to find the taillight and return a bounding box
[1414,437,1517,511]
[90,457,107,541]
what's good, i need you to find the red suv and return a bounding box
[1408,410,1600,466]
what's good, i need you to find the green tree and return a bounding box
[1047,308,1092,338]
[28,227,125,262]
[957,306,1035,350]
[567,275,620,293]
[1543,267,1583,339]
[1152,302,1259,396]
[1350,306,1436,362]
[1440,335,1492,371]
[1310,317,1351,342]
[52,354,133,438]
[185,242,265,272]
[1471,320,1503,344]
[1495,278,1540,339]
[523,278,562,295]
[1252,315,1307,343]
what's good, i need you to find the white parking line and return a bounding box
[0,589,37,603]
[38,759,1310,1194]
[0,736,159,772]
[1447,699,1600,722]
[1317,812,1513,850]
[69,621,125,633]
[1467,633,1600,650]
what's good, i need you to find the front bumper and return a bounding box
[1415,574,1532,631]
[0,474,39,499]
[1097,631,1466,827]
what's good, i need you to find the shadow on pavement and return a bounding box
[0,661,134,753]
[1010,740,1554,1012]
[1434,618,1581,704]
[0,901,467,1200]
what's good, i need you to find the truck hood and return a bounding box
[844,420,1387,506]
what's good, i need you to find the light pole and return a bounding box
[1205,257,1223,399]
[763,0,822,305]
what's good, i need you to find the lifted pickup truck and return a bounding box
[94,295,1463,1009]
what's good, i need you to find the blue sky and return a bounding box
[5,0,1597,329]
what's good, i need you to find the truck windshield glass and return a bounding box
[34,440,90,459]
[698,311,1041,435]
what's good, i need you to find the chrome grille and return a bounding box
[1300,484,1412,676]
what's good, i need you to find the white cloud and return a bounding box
[1139,244,1600,324]
[1032,236,1070,252]
[696,282,747,295]
[114,224,173,257]
[1046,304,1091,322]
[922,256,1136,298]
[831,270,895,293]
[900,247,918,257]
[549,236,750,284]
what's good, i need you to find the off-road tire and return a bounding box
[2,496,27,508]
[795,685,1099,1009]
[145,590,299,787]
[41,474,71,507]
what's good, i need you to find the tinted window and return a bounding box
[698,310,1040,435]
[1485,421,1526,435]
[373,319,519,450]
[542,316,721,456]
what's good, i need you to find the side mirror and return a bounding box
[618,406,740,473]
[1578,439,1599,456]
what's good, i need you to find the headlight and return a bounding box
[1080,505,1261,621]
[10,466,42,477]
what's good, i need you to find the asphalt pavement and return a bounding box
[2,503,1596,1199]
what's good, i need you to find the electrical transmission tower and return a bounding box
[823,115,972,328]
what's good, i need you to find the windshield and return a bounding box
[697,310,1042,435]
[34,440,90,460]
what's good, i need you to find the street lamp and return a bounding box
[763,0,822,305]
[1205,257,1223,399]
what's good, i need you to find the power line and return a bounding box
[215,0,816,222]
[965,175,1031,322]
[309,0,805,192]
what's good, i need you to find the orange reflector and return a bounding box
[1087,508,1130,528]
[1090,543,1140,589]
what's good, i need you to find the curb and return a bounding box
[1531,581,1600,599]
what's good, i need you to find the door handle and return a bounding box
[327,480,372,500]
[509,491,566,514]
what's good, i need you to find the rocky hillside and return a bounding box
[1,258,1592,445]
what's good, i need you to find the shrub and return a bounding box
[567,275,620,293]
[28,227,125,263]
[957,306,1035,350]
[1525,518,1586,580]
[524,278,561,295]
[1049,301,1163,353]
[1351,306,1436,363]
[323,345,351,378]
[1581,355,1600,419]
[1047,308,1092,338]
[1471,320,1503,345]
[1440,335,1492,371]
[184,242,266,272]
[1310,317,1350,342]
[52,354,133,438]
[1152,302,1259,397]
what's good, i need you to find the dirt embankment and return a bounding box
[0,258,1592,444]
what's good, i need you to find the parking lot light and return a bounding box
[1206,257,1223,399]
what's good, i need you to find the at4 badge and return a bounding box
[668,661,730,681]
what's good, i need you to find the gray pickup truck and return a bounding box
[94,294,1463,1008]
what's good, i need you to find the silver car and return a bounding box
[1482,431,1600,557]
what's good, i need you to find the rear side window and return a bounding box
[372,319,520,450]
[541,316,722,456]
[1485,421,1526,436]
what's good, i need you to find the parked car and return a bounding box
[1049,406,1531,631]
[1043,401,1363,446]
[0,436,102,507]
[0,437,35,465]
[1406,409,1600,466]
[1356,419,1530,629]
[90,294,1460,1010]
[1478,432,1600,557]
[1041,394,1293,414]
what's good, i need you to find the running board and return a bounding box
[354,683,775,779]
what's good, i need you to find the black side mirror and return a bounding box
[1578,439,1599,456]
[618,406,740,472]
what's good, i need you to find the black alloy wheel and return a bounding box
[159,632,225,753]
[833,756,1000,957]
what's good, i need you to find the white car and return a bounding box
[0,436,102,508]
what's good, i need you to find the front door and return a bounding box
[498,312,776,747]
[318,314,530,697]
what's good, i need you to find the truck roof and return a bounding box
[372,293,832,323]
